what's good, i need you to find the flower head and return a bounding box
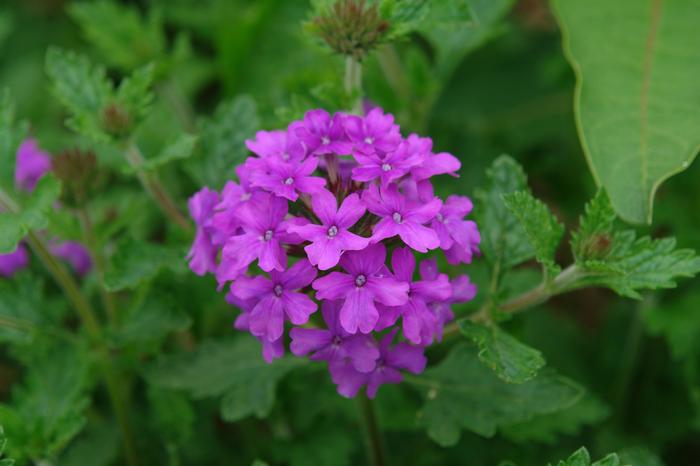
[15,138,51,192]
[0,244,29,278]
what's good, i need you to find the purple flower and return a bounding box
[231,259,318,341]
[403,133,460,181]
[187,187,220,276]
[287,189,369,270]
[294,110,352,156]
[290,300,379,372]
[0,244,29,278]
[246,128,306,162]
[351,142,423,186]
[15,138,52,192]
[312,243,409,334]
[390,247,451,345]
[50,241,92,276]
[220,192,295,273]
[250,157,326,201]
[363,184,442,252]
[344,108,402,155]
[329,329,426,398]
[431,195,480,259]
[229,299,286,363]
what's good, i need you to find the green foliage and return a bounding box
[475,155,534,270]
[103,238,185,291]
[185,96,259,189]
[140,133,198,172]
[113,294,191,348]
[0,90,27,191]
[68,0,165,71]
[551,447,623,466]
[503,190,564,276]
[571,191,617,263]
[45,48,154,142]
[459,320,546,383]
[416,344,583,446]
[0,425,14,466]
[553,0,700,224]
[147,336,304,422]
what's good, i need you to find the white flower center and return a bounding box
[282,152,290,160]
[263,230,274,241]
[364,137,374,144]
[241,193,251,201]
[355,274,367,287]
[321,136,330,145]
[392,212,403,223]
[273,284,283,297]
[327,225,339,238]
[381,163,392,172]
[436,213,444,222]
[284,177,294,185]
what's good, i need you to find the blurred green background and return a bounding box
[1,0,699,465]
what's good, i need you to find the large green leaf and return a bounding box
[553,0,700,224]
[103,238,185,291]
[414,344,583,446]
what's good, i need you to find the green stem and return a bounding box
[357,394,388,466]
[124,143,192,232]
[157,79,195,132]
[344,56,363,114]
[77,207,117,324]
[24,232,140,466]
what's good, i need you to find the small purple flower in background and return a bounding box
[186,107,480,398]
[15,138,52,192]
[49,241,92,276]
[288,189,369,270]
[363,184,442,252]
[231,259,318,341]
[313,243,409,334]
[0,244,29,278]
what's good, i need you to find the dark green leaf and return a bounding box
[114,63,155,126]
[475,155,534,269]
[415,344,583,445]
[459,320,545,383]
[103,238,185,291]
[503,190,564,275]
[643,291,700,360]
[550,447,623,466]
[0,89,28,191]
[115,295,191,346]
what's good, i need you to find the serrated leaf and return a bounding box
[114,63,155,125]
[503,190,564,275]
[459,320,546,383]
[0,215,26,254]
[571,191,617,263]
[114,295,191,346]
[185,95,259,189]
[501,392,609,444]
[0,425,14,466]
[103,238,184,291]
[141,133,198,172]
[415,344,583,446]
[45,47,112,142]
[475,155,534,270]
[550,447,624,466]
[553,0,700,224]
[147,336,303,421]
[68,0,165,70]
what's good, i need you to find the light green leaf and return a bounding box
[103,238,185,291]
[141,133,198,172]
[503,190,564,275]
[45,47,112,142]
[415,344,583,446]
[0,425,14,466]
[475,155,534,270]
[185,95,259,189]
[459,320,545,383]
[114,62,155,125]
[553,0,700,224]
[58,420,118,466]
[501,393,609,444]
[147,336,303,421]
[550,447,624,466]
[69,0,165,70]
[0,215,26,255]
[0,89,28,191]
[571,191,617,263]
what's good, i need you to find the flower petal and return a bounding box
[340,288,378,334]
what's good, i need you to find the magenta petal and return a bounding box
[282,291,317,325]
[335,193,365,228]
[231,275,272,300]
[366,276,409,307]
[390,247,416,283]
[339,243,386,276]
[387,343,427,374]
[261,336,285,363]
[313,272,354,300]
[310,189,338,225]
[306,238,342,271]
[289,328,333,356]
[370,218,400,244]
[0,244,29,277]
[344,336,380,372]
[258,240,286,272]
[249,296,285,341]
[340,288,378,334]
[295,175,326,195]
[366,367,402,399]
[280,258,317,289]
[398,222,440,252]
[329,359,367,398]
[408,198,442,224]
[336,231,370,253]
[374,304,401,331]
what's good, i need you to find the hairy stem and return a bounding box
[124,143,192,232]
[344,56,363,114]
[77,207,117,324]
[357,394,388,466]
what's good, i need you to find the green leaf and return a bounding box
[475,155,534,270]
[114,62,155,125]
[103,238,185,291]
[147,336,303,421]
[459,320,546,383]
[68,0,165,70]
[185,95,259,189]
[415,344,583,446]
[0,425,14,466]
[45,47,112,142]
[114,295,191,346]
[643,290,700,360]
[147,387,194,445]
[503,190,564,275]
[58,420,118,466]
[501,393,609,444]
[550,447,623,466]
[0,89,28,191]
[141,133,198,172]
[0,215,26,255]
[553,0,700,224]
[571,191,617,263]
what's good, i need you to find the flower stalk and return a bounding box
[357,393,388,466]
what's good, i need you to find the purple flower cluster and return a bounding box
[0,139,92,278]
[187,108,480,398]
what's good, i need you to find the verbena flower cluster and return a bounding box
[0,139,91,278]
[187,108,480,398]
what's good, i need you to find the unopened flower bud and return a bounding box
[53,148,98,206]
[101,102,132,138]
